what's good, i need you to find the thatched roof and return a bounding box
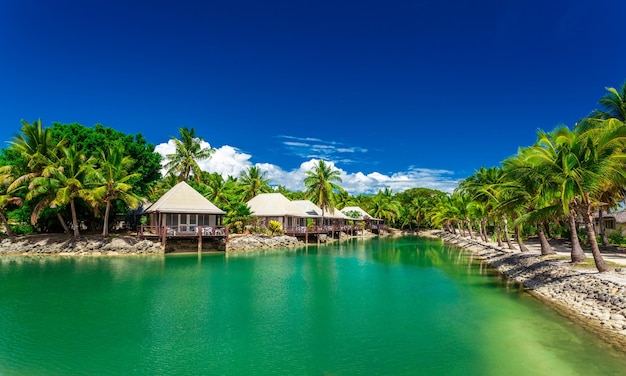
[247,193,309,217]
[144,181,226,214]
[599,209,626,224]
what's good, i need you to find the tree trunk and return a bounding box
[567,211,586,263]
[56,212,70,234]
[458,222,465,237]
[0,210,16,240]
[515,225,530,252]
[70,198,80,238]
[481,218,488,242]
[495,223,503,247]
[537,223,556,255]
[501,215,516,250]
[102,201,111,237]
[466,219,475,240]
[582,200,612,272]
[598,208,611,246]
[543,222,552,239]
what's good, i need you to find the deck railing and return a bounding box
[139,225,228,238]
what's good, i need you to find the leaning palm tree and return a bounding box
[526,124,626,272]
[238,166,272,202]
[89,146,142,237]
[501,147,561,256]
[163,127,215,183]
[304,160,343,217]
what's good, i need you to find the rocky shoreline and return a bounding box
[0,233,312,256]
[0,235,163,256]
[433,231,626,350]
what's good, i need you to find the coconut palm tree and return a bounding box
[89,146,142,237]
[29,145,93,238]
[8,119,65,192]
[163,127,214,183]
[304,160,343,217]
[238,166,272,202]
[526,124,626,272]
[590,83,626,121]
[203,172,230,207]
[367,189,401,225]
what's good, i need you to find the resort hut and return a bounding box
[341,206,385,232]
[142,181,226,237]
[595,209,626,235]
[247,193,309,233]
[291,200,323,226]
[326,206,352,226]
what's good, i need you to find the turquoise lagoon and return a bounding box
[1,236,625,375]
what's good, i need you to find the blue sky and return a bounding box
[1,0,625,194]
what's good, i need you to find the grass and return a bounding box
[547,255,621,269]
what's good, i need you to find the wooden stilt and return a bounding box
[161,226,167,252]
[198,228,202,254]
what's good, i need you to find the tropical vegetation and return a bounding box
[1,81,626,274]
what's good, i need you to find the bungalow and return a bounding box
[595,209,626,235]
[341,206,386,232]
[246,193,309,232]
[291,200,357,237]
[142,181,226,237]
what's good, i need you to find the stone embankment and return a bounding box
[227,234,304,252]
[0,236,162,256]
[436,231,626,349]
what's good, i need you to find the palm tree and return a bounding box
[590,83,626,121]
[8,119,65,192]
[163,127,214,183]
[0,166,23,240]
[89,146,142,237]
[526,124,626,272]
[304,160,343,217]
[29,145,93,238]
[203,172,230,207]
[238,166,272,201]
[367,189,401,225]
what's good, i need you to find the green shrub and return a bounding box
[608,229,625,245]
[268,220,283,235]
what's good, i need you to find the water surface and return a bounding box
[1,236,625,375]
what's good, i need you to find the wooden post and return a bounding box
[198,227,202,254]
[224,226,229,252]
[161,226,167,252]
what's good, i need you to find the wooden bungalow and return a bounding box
[341,206,386,233]
[247,193,309,234]
[140,181,227,241]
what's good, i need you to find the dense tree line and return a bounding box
[426,83,626,273]
[0,122,445,239]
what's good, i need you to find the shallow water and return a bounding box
[1,236,625,375]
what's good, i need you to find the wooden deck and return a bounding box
[138,225,229,240]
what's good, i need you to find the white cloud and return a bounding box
[155,140,251,179]
[155,141,459,194]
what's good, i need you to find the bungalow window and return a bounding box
[605,219,616,230]
[166,214,177,226]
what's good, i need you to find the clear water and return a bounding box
[1,236,625,375]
